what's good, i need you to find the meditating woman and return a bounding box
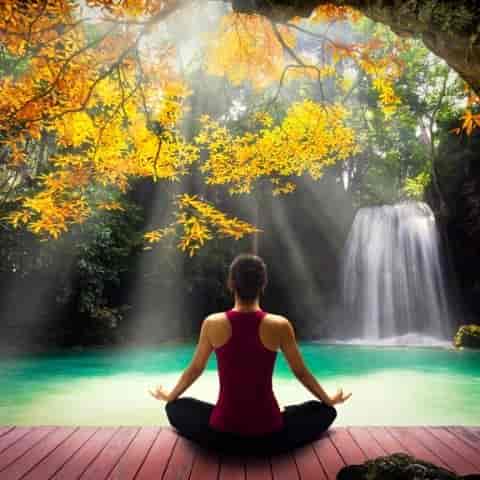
[148,253,352,456]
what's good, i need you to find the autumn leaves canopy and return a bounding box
[0,0,476,255]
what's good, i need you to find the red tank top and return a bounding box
[208,308,284,436]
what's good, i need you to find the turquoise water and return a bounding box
[0,343,479,426]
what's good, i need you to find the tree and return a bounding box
[0,0,476,256]
[339,23,466,208]
[231,0,480,96]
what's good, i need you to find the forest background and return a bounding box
[0,0,478,351]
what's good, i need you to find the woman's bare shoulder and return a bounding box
[204,312,228,324]
[264,312,290,327]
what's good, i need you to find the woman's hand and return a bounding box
[328,388,352,406]
[148,384,172,402]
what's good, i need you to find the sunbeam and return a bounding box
[0,3,479,462]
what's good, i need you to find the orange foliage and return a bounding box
[452,86,480,135]
[195,101,359,195]
[0,1,200,239]
[144,194,260,256]
[86,0,177,17]
[308,4,362,23]
[205,9,403,117]
[206,13,297,90]
[0,1,409,255]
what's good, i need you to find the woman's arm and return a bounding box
[279,317,351,406]
[149,317,213,402]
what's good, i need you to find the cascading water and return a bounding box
[340,201,453,343]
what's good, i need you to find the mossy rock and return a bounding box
[337,452,480,480]
[454,324,480,349]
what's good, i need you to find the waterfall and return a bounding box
[340,201,452,342]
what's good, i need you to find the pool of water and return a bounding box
[0,343,479,426]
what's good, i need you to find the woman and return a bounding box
[148,253,352,456]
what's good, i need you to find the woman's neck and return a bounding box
[232,297,261,312]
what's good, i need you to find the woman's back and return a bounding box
[208,309,284,435]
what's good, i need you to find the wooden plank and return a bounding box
[271,452,299,480]
[386,427,449,469]
[366,427,410,455]
[135,428,178,480]
[463,427,480,443]
[347,427,386,460]
[293,444,327,480]
[79,427,139,480]
[0,427,15,438]
[311,432,346,480]
[0,427,33,455]
[447,427,480,453]
[0,427,76,480]
[472,427,480,437]
[105,427,160,480]
[189,446,220,480]
[426,427,480,471]
[51,427,120,480]
[409,427,478,475]
[163,435,197,480]
[245,456,271,480]
[329,429,367,466]
[0,426,56,472]
[219,453,245,480]
[22,428,99,480]
[1,425,477,480]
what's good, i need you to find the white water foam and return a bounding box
[340,201,453,340]
[315,333,453,348]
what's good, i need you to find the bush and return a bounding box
[337,452,476,480]
[454,324,480,349]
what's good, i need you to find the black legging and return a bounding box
[165,397,337,456]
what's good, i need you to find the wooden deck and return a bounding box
[0,426,479,479]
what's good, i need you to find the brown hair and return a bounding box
[227,253,267,301]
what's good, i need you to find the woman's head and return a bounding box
[227,253,267,302]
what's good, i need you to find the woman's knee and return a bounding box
[165,397,214,431]
[304,400,337,418]
[310,401,337,427]
[165,397,190,425]
[317,404,337,431]
[326,404,337,423]
[165,399,179,425]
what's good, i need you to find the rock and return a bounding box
[454,324,480,349]
[337,452,480,480]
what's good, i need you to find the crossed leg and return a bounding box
[165,397,337,456]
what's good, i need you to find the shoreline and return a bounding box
[0,337,195,359]
[1,338,476,359]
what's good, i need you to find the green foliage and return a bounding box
[402,171,431,200]
[0,11,474,347]
[0,45,28,77]
[421,2,478,34]
[182,233,242,308]
[454,324,480,349]
[71,196,144,325]
[338,452,464,480]
[344,26,465,207]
